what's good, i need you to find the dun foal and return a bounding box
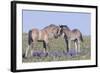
[25,24,61,58]
[59,25,83,53]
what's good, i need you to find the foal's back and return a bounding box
[31,24,58,41]
[31,28,48,41]
[72,29,81,37]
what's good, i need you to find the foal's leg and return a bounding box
[64,39,69,53]
[74,41,78,53]
[25,41,36,58]
[43,41,47,53]
[45,42,50,53]
[25,43,33,58]
[30,41,36,57]
[77,40,81,53]
[43,41,49,53]
[43,41,50,57]
[25,45,30,58]
[68,40,71,52]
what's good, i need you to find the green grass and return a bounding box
[22,33,91,63]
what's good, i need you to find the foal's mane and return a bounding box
[60,25,70,30]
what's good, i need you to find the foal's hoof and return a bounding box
[22,53,29,59]
[22,53,26,58]
[44,52,48,57]
[63,51,68,55]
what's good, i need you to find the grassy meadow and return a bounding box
[22,33,91,63]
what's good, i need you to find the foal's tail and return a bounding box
[28,30,33,45]
[80,33,83,42]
